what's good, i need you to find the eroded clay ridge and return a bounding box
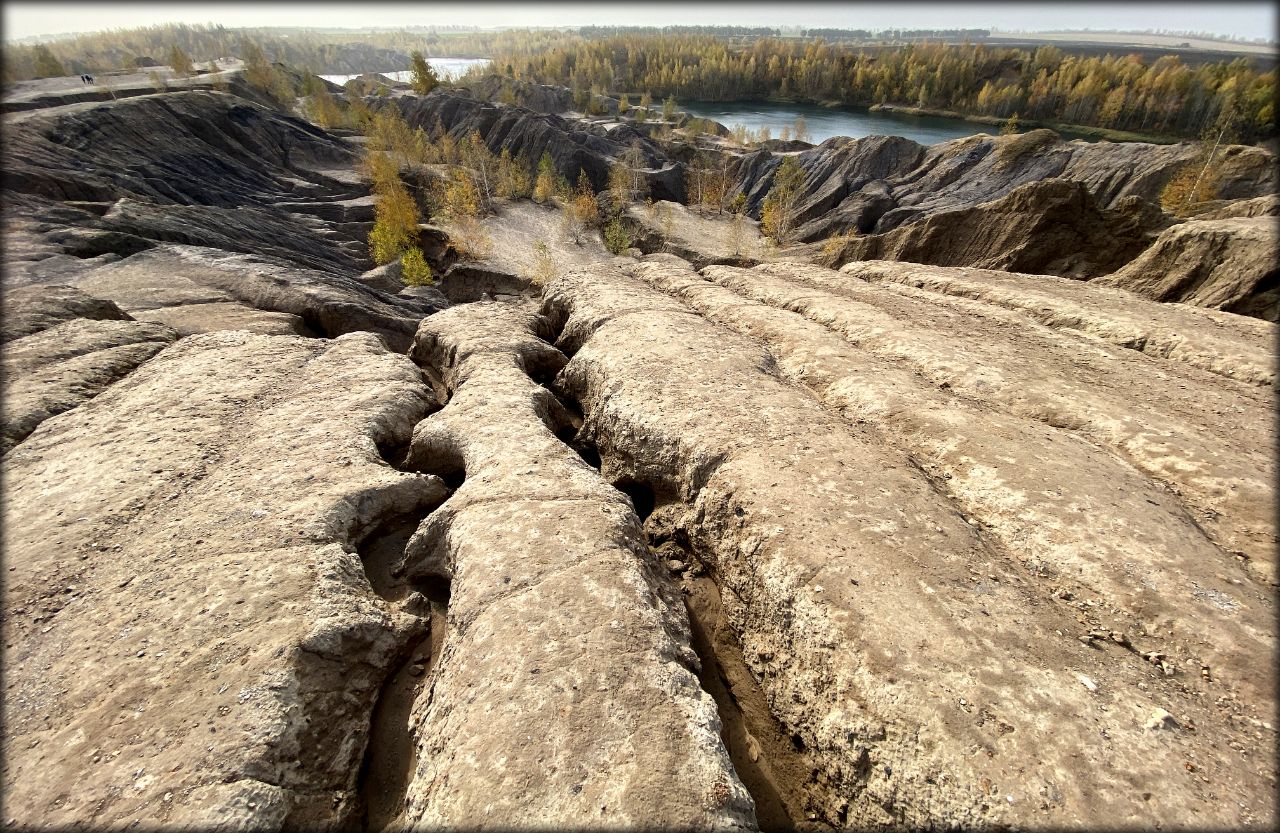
[539,259,1276,828]
[391,301,755,829]
[2,330,448,828]
[714,259,1276,583]
[839,259,1277,386]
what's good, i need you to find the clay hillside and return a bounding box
[2,56,1276,832]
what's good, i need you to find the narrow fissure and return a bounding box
[659,532,830,833]
[351,471,454,830]
[544,353,823,831]
[542,382,601,470]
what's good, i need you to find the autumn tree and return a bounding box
[400,246,433,286]
[793,115,811,143]
[457,130,498,211]
[607,140,649,206]
[662,95,677,121]
[562,170,600,244]
[410,51,440,95]
[32,45,66,78]
[533,152,558,203]
[603,217,632,254]
[760,155,805,243]
[168,45,194,78]
[366,150,422,265]
[496,148,533,199]
[240,38,295,108]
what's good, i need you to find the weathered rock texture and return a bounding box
[3,90,354,205]
[4,56,1276,833]
[2,90,376,277]
[2,330,447,828]
[1095,216,1279,321]
[536,257,1275,829]
[621,200,768,267]
[458,75,574,114]
[72,245,427,350]
[730,131,1274,243]
[810,179,1164,277]
[392,302,755,828]
[1,317,177,452]
[841,260,1276,387]
[0,282,178,450]
[1,282,131,342]
[397,89,685,201]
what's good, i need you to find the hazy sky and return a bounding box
[4,2,1275,42]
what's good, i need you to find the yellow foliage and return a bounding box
[400,246,433,286]
[1160,153,1220,216]
[367,151,420,265]
[533,152,557,203]
[497,148,533,199]
[818,233,858,267]
[305,83,344,129]
[436,169,482,220]
[603,217,631,254]
[525,241,558,286]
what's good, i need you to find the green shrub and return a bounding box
[603,217,631,254]
[400,247,433,286]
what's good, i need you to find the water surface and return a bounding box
[681,100,1098,145]
[321,57,490,86]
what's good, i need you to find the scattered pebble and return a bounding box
[1145,708,1179,731]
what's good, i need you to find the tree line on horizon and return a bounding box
[494,35,1274,141]
[5,25,1272,142]
[1,24,581,83]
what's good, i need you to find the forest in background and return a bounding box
[496,36,1274,142]
[5,24,1273,142]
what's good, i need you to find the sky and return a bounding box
[4,2,1275,42]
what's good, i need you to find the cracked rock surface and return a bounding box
[2,330,446,829]
[394,301,755,829]
[2,67,1276,832]
[536,257,1275,829]
[1095,216,1279,321]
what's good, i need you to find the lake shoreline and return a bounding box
[651,93,1182,144]
[677,97,1104,145]
[868,103,1180,144]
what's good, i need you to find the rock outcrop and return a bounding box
[538,256,1275,828]
[731,130,1274,243]
[458,74,574,114]
[2,90,376,275]
[621,200,767,267]
[841,259,1276,387]
[1095,216,1279,321]
[3,90,355,206]
[1,282,132,342]
[72,245,428,350]
[2,330,448,828]
[1,316,177,452]
[397,89,685,201]
[811,179,1165,277]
